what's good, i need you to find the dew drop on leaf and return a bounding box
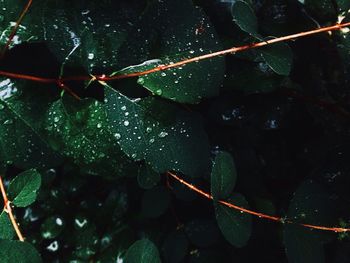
[137,77,145,85]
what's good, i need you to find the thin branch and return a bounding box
[167,171,350,233]
[0,0,33,58]
[0,176,25,241]
[0,22,349,85]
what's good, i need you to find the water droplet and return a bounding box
[146,127,152,133]
[3,119,12,125]
[88,53,94,60]
[114,133,121,140]
[158,131,168,138]
[137,77,145,85]
[121,106,126,111]
[155,89,163,95]
[131,153,137,158]
[97,123,102,128]
[123,120,129,126]
[56,218,63,226]
[0,104,4,110]
[46,241,59,252]
[54,116,60,123]
[149,138,155,144]
[161,72,167,77]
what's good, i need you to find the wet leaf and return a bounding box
[215,193,252,248]
[283,180,336,263]
[104,85,210,177]
[8,169,41,207]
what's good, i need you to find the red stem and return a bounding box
[167,171,350,233]
[0,0,33,58]
[0,22,349,86]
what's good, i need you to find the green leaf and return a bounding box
[337,0,350,11]
[45,96,136,177]
[141,186,171,218]
[134,0,225,103]
[8,169,41,207]
[304,0,336,18]
[283,180,336,263]
[0,240,42,263]
[125,239,161,263]
[0,211,14,239]
[231,0,261,39]
[137,164,160,190]
[0,79,62,169]
[215,193,252,248]
[211,151,237,200]
[104,85,210,177]
[260,42,293,76]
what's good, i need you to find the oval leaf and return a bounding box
[8,169,41,207]
[125,239,161,263]
[215,193,252,248]
[260,42,293,76]
[231,0,261,39]
[211,151,237,200]
[283,180,336,263]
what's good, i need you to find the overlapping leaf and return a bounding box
[104,85,211,177]
[0,79,62,169]
[283,180,336,263]
[231,0,292,76]
[45,96,137,177]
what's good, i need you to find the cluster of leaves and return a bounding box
[1,0,350,262]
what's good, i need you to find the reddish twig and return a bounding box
[0,22,349,86]
[0,0,33,58]
[0,176,25,241]
[167,171,350,233]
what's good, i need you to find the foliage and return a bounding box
[0,0,350,262]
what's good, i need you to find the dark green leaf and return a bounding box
[337,0,350,11]
[104,85,210,177]
[134,0,225,103]
[260,42,293,76]
[0,240,42,263]
[231,0,261,39]
[211,151,237,200]
[283,180,336,263]
[0,211,14,239]
[45,96,136,177]
[125,239,161,263]
[0,80,62,169]
[215,193,252,248]
[8,169,41,207]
